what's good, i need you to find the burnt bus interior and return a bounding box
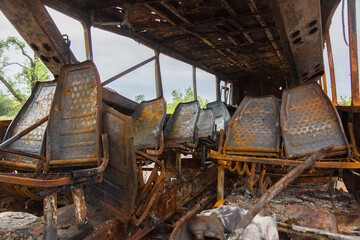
[0,0,359,239]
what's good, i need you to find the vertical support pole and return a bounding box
[215,165,225,207]
[348,0,359,106]
[82,21,93,61]
[322,73,328,95]
[192,65,197,101]
[223,81,228,104]
[325,33,337,104]
[176,152,182,179]
[72,187,88,227]
[154,50,163,98]
[216,76,221,101]
[319,79,323,89]
[230,82,234,105]
[43,192,57,240]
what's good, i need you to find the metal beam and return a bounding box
[154,50,163,97]
[101,56,156,86]
[82,21,93,61]
[192,65,197,101]
[325,33,337,104]
[216,76,221,101]
[348,0,359,106]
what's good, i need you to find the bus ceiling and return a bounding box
[1,0,358,105]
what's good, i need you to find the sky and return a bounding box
[0,1,359,103]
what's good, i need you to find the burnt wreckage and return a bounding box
[0,0,359,239]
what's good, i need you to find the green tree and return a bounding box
[339,96,351,106]
[135,94,145,103]
[167,87,208,113]
[0,36,52,116]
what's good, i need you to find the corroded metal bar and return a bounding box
[82,21,93,61]
[101,56,156,86]
[216,76,221,101]
[325,33,337,104]
[217,165,225,203]
[43,192,57,240]
[192,65,197,101]
[348,0,359,106]
[0,148,46,160]
[154,51,163,97]
[72,187,88,225]
[0,115,48,149]
[228,145,334,240]
[320,73,327,95]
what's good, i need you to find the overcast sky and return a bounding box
[0,2,359,103]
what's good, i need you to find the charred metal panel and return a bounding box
[132,97,166,148]
[271,0,324,84]
[206,100,231,134]
[164,101,200,144]
[281,83,348,158]
[102,87,138,115]
[197,109,215,139]
[90,105,137,224]
[47,61,102,166]
[2,81,56,168]
[225,96,280,154]
[0,0,77,76]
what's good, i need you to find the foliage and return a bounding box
[0,90,21,117]
[135,94,145,103]
[339,96,351,106]
[167,87,208,113]
[0,36,52,117]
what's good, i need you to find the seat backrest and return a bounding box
[1,80,56,171]
[225,96,281,156]
[132,97,166,149]
[197,109,215,140]
[47,61,102,168]
[164,101,200,145]
[281,83,348,158]
[206,100,231,134]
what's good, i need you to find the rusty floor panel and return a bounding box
[281,83,348,158]
[2,80,56,169]
[47,61,102,167]
[225,96,281,155]
[132,97,166,149]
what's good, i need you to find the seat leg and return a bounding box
[215,165,225,207]
[176,152,182,179]
[72,187,88,229]
[43,192,57,240]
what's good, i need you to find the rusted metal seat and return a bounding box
[164,101,200,150]
[0,61,109,239]
[281,82,349,158]
[164,101,200,178]
[195,109,215,166]
[210,96,281,204]
[0,80,56,172]
[205,100,231,134]
[132,97,166,225]
[224,96,281,157]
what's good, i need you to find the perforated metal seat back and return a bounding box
[206,100,231,133]
[197,109,215,139]
[225,96,281,154]
[47,61,102,166]
[2,81,56,167]
[281,83,348,158]
[164,101,200,144]
[132,97,166,148]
